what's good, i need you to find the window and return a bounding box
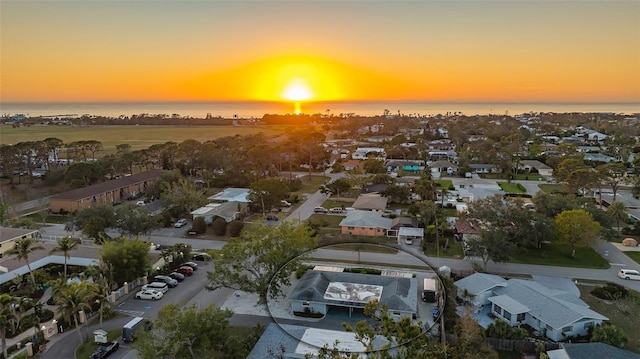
[503,311,512,321]
[584,322,593,330]
[517,313,525,322]
[492,303,502,315]
[348,227,354,230]
[562,326,572,333]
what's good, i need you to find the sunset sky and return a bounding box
[1,1,639,103]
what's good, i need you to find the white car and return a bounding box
[174,219,188,228]
[618,269,640,280]
[136,200,146,206]
[135,289,163,300]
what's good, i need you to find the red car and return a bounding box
[174,266,193,276]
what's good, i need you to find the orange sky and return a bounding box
[1,1,639,103]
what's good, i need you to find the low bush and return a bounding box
[228,220,244,237]
[591,282,628,300]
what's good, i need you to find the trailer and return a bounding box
[421,278,438,303]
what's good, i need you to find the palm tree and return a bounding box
[607,201,628,237]
[6,238,45,289]
[49,236,81,282]
[55,281,98,342]
[84,265,112,329]
[0,294,17,359]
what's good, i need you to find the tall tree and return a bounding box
[72,205,116,241]
[607,201,628,237]
[160,177,207,215]
[48,236,81,282]
[207,221,316,304]
[0,294,17,359]
[248,178,290,214]
[54,281,98,343]
[554,209,601,258]
[115,203,160,238]
[100,239,151,285]
[452,308,499,359]
[596,163,628,202]
[6,238,45,288]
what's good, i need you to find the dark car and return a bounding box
[168,272,185,282]
[153,275,178,287]
[266,214,279,221]
[192,252,212,261]
[90,340,119,359]
[174,266,193,276]
[180,261,198,271]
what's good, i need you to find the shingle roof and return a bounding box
[553,342,640,359]
[492,279,607,329]
[352,194,388,211]
[288,270,417,313]
[0,227,39,244]
[454,273,507,296]
[50,169,163,201]
[339,210,393,229]
[207,188,251,202]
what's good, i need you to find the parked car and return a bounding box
[153,275,178,287]
[174,219,188,228]
[174,266,194,276]
[329,207,344,214]
[135,289,163,300]
[180,261,198,271]
[280,200,292,207]
[168,272,185,281]
[90,340,119,359]
[187,227,197,235]
[136,200,146,206]
[618,269,640,280]
[192,252,212,261]
[314,207,328,213]
[266,214,279,221]
[141,282,169,293]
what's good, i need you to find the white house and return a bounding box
[190,201,246,224]
[455,274,608,342]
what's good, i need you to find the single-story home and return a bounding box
[428,160,458,175]
[208,188,251,203]
[0,227,40,260]
[339,210,393,237]
[386,160,425,173]
[49,169,163,213]
[455,274,608,342]
[469,163,499,174]
[342,159,361,171]
[547,342,640,359]
[352,147,386,160]
[351,194,388,212]
[190,201,246,224]
[454,219,481,242]
[519,160,553,177]
[288,270,417,321]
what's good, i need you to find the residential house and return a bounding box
[427,150,457,162]
[547,342,640,359]
[386,160,424,173]
[342,159,361,171]
[49,169,163,213]
[583,153,616,163]
[469,163,499,174]
[190,201,246,224]
[428,160,458,175]
[208,188,251,203]
[455,274,608,342]
[339,210,393,237]
[352,194,389,211]
[454,219,481,243]
[352,147,386,160]
[0,227,39,260]
[519,160,553,177]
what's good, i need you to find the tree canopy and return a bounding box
[100,238,151,285]
[554,209,601,258]
[206,221,316,304]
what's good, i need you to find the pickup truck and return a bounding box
[89,340,119,359]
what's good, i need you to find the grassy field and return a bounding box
[1,125,286,152]
[624,251,640,264]
[434,179,454,190]
[579,285,640,353]
[538,183,567,193]
[511,241,610,269]
[293,175,331,194]
[497,181,527,193]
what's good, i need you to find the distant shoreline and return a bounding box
[1,100,638,119]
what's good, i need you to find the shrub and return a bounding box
[192,216,207,234]
[591,282,628,300]
[228,220,244,237]
[212,217,227,236]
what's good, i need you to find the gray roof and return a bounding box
[488,295,529,314]
[351,195,389,211]
[520,160,552,170]
[454,273,507,296]
[492,279,607,329]
[288,270,417,313]
[207,187,250,202]
[548,342,640,359]
[531,275,580,297]
[339,210,393,229]
[0,227,39,244]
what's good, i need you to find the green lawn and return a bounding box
[497,182,526,193]
[434,180,454,190]
[322,199,355,209]
[579,286,640,354]
[624,251,640,265]
[538,183,567,193]
[75,329,121,359]
[294,175,331,193]
[511,241,610,269]
[423,241,465,259]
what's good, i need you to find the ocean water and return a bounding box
[0,101,638,119]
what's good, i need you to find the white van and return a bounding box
[618,269,640,281]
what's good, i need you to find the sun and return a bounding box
[281,78,314,102]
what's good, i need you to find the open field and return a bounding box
[497,181,527,193]
[1,125,286,152]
